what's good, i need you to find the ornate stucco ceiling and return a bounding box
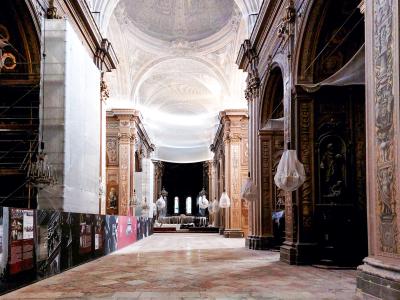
[104,0,259,162]
[124,0,235,42]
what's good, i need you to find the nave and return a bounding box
[5,233,358,300]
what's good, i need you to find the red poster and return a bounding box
[117,216,137,249]
[9,209,35,275]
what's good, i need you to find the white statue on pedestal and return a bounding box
[199,195,209,217]
[156,196,166,218]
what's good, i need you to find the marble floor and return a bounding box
[4,233,359,300]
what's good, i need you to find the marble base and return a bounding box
[219,227,225,235]
[224,229,244,238]
[247,235,275,250]
[280,242,317,265]
[356,257,400,300]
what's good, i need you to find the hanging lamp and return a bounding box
[28,18,57,189]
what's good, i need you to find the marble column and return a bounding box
[357,0,400,298]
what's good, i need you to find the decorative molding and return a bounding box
[106,136,118,166]
[298,100,314,232]
[277,1,295,40]
[373,0,398,255]
[261,138,272,234]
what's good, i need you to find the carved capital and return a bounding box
[100,80,109,102]
[47,0,62,19]
[277,1,296,39]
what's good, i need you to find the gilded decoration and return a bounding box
[374,0,398,254]
[106,137,118,166]
[0,24,17,72]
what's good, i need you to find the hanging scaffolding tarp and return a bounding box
[300,44,365,93]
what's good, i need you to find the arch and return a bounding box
[294,0,364,84]
[131,56,231,105]
[259,65,284,129]
[0,0,41,208]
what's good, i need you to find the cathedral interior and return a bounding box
[0,0,399,299]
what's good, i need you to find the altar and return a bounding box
[158,215,208,227]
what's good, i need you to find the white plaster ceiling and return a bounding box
[124,0,235,42]
[104,0,254,162]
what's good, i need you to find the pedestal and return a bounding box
[280,242,317,265]
[247,235,275,250]
[357,257,400,299]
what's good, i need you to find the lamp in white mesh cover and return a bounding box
[241,173,257,202]
[219,191,231,208]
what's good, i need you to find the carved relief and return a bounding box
[107,121,119,129]
[374,0,398,254]
[100,80,110,102]
[261,139,272,234]
[242,138,249,166]
[298,101,313,230]
[232,143,240,194]
[106,137,118,166]
[118,143,130,216]
[0,24,17,72]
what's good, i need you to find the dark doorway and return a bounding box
[162,162,204,215]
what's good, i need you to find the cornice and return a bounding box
[55,0,118,72]
[106,108,154,152]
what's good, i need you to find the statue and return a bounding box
[108,187,118,209]
[156,195,166,218]
[320,143,345,197]
[199,195,209,217]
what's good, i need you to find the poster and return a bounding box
[79,214,92,255]
[9,209,35,275]
[22,211,34,239]
[104,215,118,254]
[117,216,136,250]
[93,215,105,257]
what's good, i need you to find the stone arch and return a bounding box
[259,65,284,129]
[294,0,364,84]
[0,0,41,208]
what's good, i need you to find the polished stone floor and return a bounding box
[4,233,359,300]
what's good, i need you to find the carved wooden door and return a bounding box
[314,87,367,265]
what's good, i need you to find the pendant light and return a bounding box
[27,17,57,189]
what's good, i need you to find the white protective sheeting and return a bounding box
[300,44,365,92]
[219,192,231,208]
[240,177,257,201]
[39,20,101,214]
[274,150,306,192]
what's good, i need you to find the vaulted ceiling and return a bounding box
[96,0,262,162]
